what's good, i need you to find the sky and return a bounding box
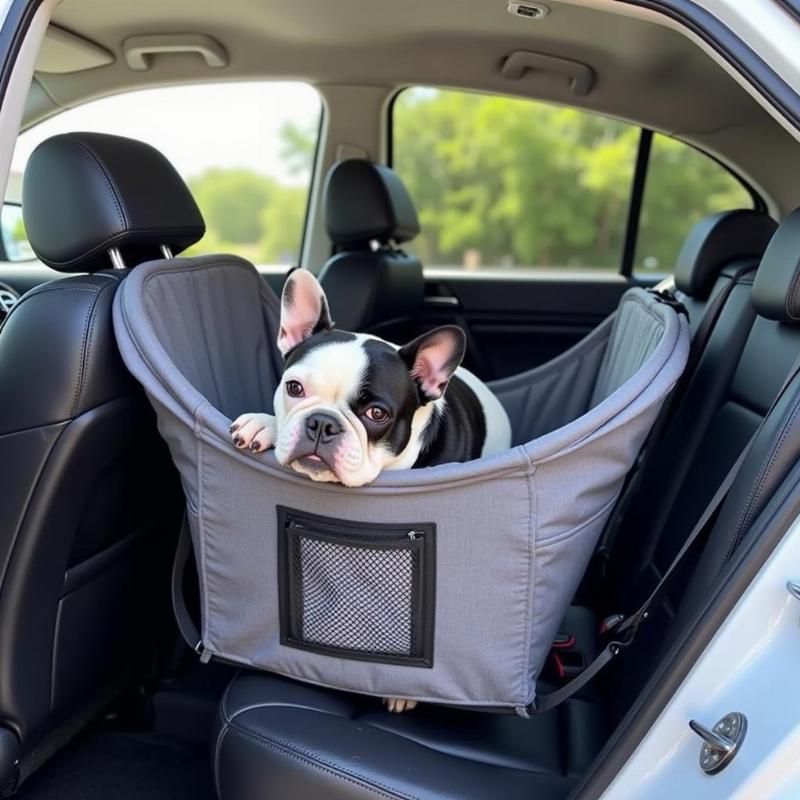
[10,81,321,187]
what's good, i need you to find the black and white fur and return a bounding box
[231,269,511,713]
[231,269,511,489]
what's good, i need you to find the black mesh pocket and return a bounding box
[277,506,435,667]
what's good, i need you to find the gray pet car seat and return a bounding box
[114,249,688,715]
[47,128,684,715]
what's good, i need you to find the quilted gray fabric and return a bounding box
[113,255,689,713]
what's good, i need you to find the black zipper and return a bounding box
[286,516,424,548]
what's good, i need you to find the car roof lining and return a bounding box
[17,0,800,216]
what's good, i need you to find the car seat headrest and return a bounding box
[324,159,420,248]
[674,209,777,300]
[752,207,800,323]
[22,132,205,272]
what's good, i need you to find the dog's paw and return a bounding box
[383,697,418,714]
[230,413,276,454]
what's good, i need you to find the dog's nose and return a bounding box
[305,413,343,444]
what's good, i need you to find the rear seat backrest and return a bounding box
[318,159,424,338]
[672,208,778,323]
[682,209,800,602]
[615,207,800,707]
[604,210,776,607]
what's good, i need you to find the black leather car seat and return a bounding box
[319,159,424,338]
[563,209,775,671]
[608,205,800,710]
[0,131,203,784]
[602,209,777,601]
[671,208,778,322]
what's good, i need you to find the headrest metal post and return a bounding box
[108,247,126,270]
[161,245,173,259]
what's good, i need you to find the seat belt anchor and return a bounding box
[195,640,211,663]
[599,613,625,636]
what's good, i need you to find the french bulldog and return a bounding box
[230,268,512,711]
[231,268,511,482]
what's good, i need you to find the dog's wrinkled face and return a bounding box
[272,270,465,486]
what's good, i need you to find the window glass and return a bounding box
[8,82,321,265]
[635,134,753,273]
[0,203,32,261]
[392,87,639,272]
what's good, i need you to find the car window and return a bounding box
[391,87,639,273]
[6,81,321,266]
[391,87,755,276]
[634,133,754,274]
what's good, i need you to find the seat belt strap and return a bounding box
[533,441,749,714]
[170,516,210,662]
[534,352,800,713]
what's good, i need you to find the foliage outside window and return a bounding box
[635,135,753,272]
[0,203,32,260]
[392,87,638,271]
[7,82,321,266]
[392,87,753,273]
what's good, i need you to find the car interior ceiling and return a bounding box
[0,0,800,798]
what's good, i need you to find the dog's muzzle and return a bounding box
[304,413,343,446]
[280,410,353,477]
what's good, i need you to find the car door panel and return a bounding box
[418,273,630,379]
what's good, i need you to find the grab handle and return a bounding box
[123,34,229,71]
[501,51,595,96]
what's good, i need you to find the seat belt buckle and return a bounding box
[550,649,586,680]
[549,631,585,681]
[648,288,689,320]
[551,632,576,650]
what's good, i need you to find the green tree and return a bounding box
[279,120,317,177]
[635,136,751,271]
[11,214,26,243]
[183,89,749,272]
[259,185,308,264]
[393,88,749,270]
[188,168,274,245]
[183,120,318,263]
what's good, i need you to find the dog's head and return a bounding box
[272,269,465,486]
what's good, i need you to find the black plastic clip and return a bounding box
[648,288,690,321]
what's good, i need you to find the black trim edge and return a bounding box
[621,128,652,278]
[298,104,326,268]
[0,0,45,116]
[776,0,800,26]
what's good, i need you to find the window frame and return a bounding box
[296,101,325,270]
[387,86,764,279]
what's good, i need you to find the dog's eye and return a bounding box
[285,380,304,398]
[365,406,390,423]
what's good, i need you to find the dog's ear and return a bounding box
[399,325,466,403]
[277,269,334,356]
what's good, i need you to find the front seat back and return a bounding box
[319,159,424,338]
[0,132,203,770]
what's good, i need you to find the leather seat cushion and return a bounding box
[213,671,606,800]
